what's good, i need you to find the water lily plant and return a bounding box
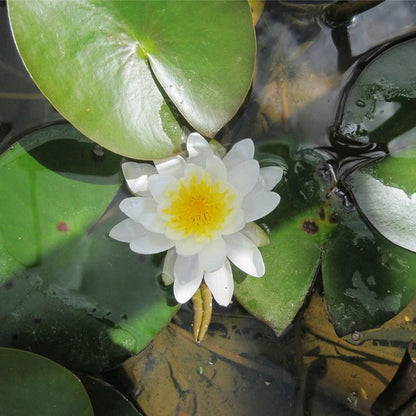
[110,133,283,306]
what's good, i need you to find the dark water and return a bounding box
[0,5,63,152]
[1,1,416,415]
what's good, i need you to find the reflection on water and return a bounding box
[1,1,416,415]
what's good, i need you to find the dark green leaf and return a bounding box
[322,208,416,336]
[78,374,142,416]
[339,38,416,148]
[0,347,93,416]
[0,125,178,371]
[8,1,255,159]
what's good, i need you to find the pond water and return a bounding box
[1,1,416,415]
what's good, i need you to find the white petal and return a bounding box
[228,159,260,196]
[140,212,165,233]
[154,155,186,178]
[173,254,204,303]
[109,218,147,243]
[148,174,178,204]
[259,166,284,191]
[224,232,265,277]
[198,238,227,272]
[221,208,245,235]
[222,139,254,170]
[130,232,174,254]
[186,132,213,167]
[119,197,154,223]
[204,259,233,306]
[205,155,227,183]
[122,162,157,196]
[242,191,281,222]
[161,248,176,285]
[163,225,186,241]
[175,237,206,256]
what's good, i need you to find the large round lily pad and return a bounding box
[0,347,93,416]
[8,0,256,159]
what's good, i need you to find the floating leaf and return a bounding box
[337,38,416,148]
[0,347,93,416]
[8,0,255,159]
[0,125,178,372]
[345,146,416,253]
[322,208,416,336]
[235,144,326,335]
[0,123,121,271]
[235,138,416,338]
[234,207,321,335]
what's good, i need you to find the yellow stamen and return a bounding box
[163,172,235,241]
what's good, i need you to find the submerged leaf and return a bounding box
[372,341,416,416]
[108,310,295,416]
[302,290,416,415]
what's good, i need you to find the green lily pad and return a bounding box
[0,347,93,416]
[235,144,328,335]
[339,38,416,147]
[234,207,321,335]
[0,123,122,270]
[8,1,255,159]
[322,37,416,335]
[322,207,416,336]
[235,138,416,338]
[346,145,416,253]
[0,125,178,372]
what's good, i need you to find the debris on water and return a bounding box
[351,330,362,342]
[346,391,358,407]
[92,144,105,159]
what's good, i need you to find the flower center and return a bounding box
[162,172,235,240]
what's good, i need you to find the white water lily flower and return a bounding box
[110,133,283,306]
